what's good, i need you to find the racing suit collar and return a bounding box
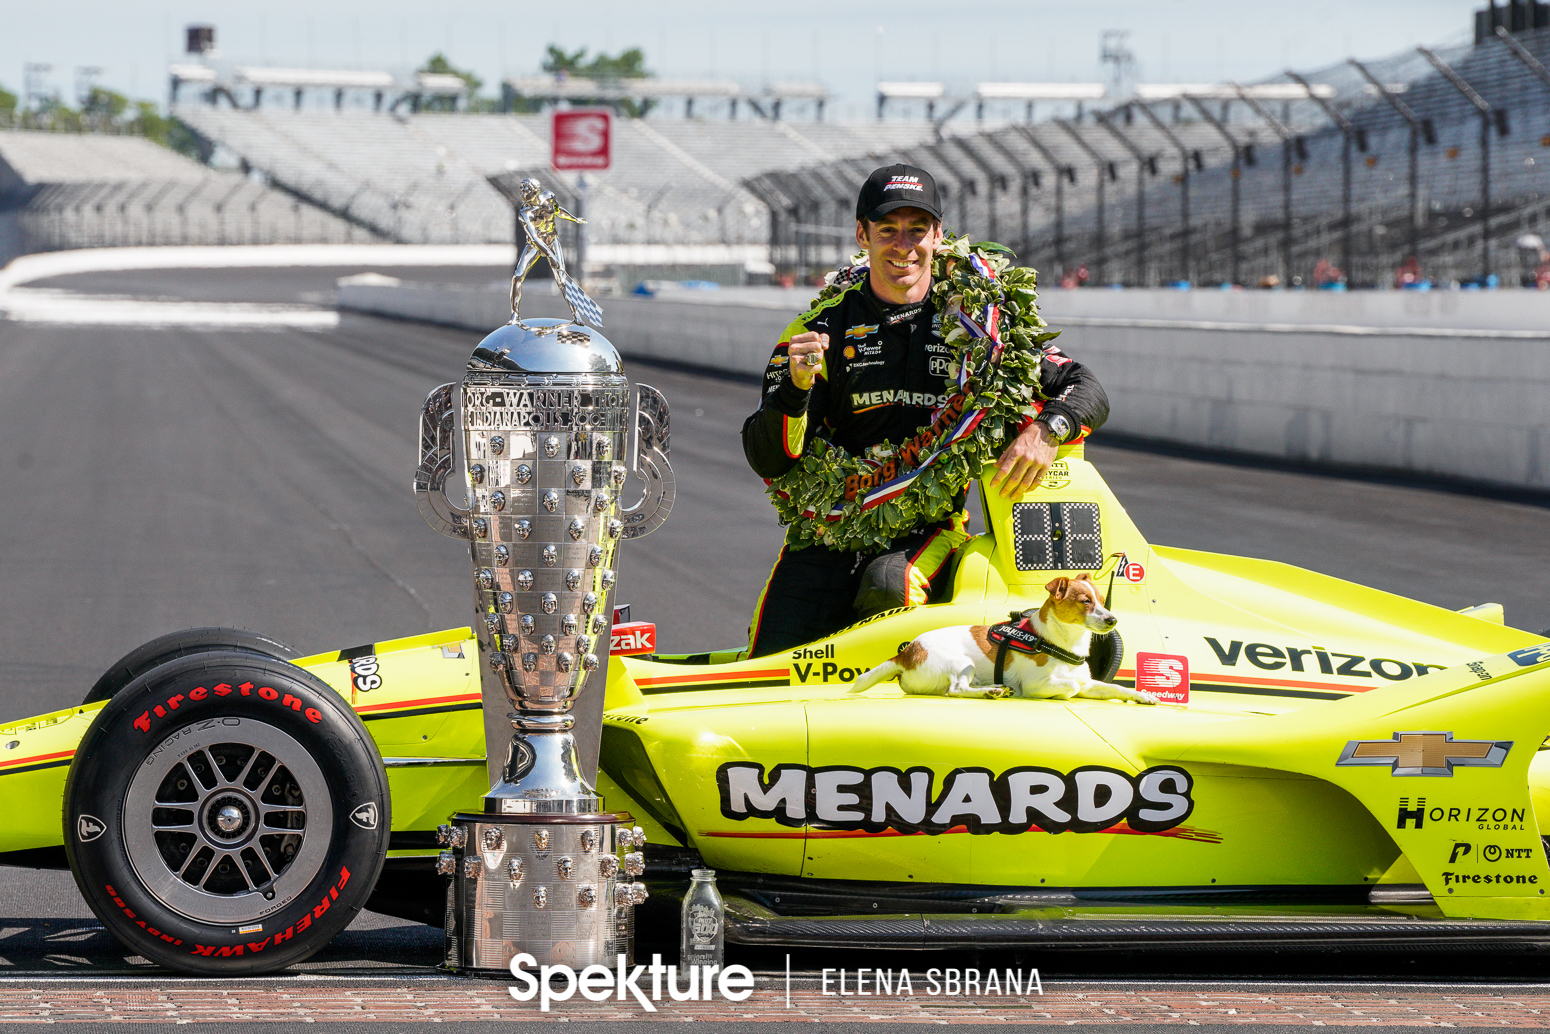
[860,277,935,322]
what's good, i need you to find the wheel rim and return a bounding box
[122,717,333,925]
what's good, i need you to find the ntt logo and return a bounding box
[509,953,755,1012]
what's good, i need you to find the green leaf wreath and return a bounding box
[769,234,1060,553]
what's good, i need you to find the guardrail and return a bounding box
[338,278,1550,493]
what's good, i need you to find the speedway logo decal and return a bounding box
[1337,732,1511,777]
[716,762,1196,837]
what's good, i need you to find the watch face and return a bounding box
[1047,415,1071,441]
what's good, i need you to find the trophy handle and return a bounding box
[619,383,674,540]
[414,382,471,539]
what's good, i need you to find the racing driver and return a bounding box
[741,163,1109,657]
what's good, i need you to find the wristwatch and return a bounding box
[1036,413,1072,444]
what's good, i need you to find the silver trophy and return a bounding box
[414,191,673,973]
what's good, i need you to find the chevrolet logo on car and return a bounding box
[1337,731,1511,777]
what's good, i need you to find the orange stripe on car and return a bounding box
[635,667,789,688]
[0,748,75,771]
[1116,667,1371,695]
[354,692,480,715]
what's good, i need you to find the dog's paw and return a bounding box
[984,686,1011,699]
[1136,691,1160,705]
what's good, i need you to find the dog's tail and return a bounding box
[848,658,902,694]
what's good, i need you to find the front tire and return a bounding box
[65,653,388,975]
[82,627,298,706]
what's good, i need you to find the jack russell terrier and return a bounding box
[848,575,1159,704]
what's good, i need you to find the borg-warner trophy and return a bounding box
[413,182,673,974]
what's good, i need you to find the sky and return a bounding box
[4,1,1479,121]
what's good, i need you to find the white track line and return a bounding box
[0,290,340,328]
[0,244,515,292]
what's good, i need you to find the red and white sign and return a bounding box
[551,110,612,171]
[1135,652,1189,704]
[1111,553,1146,582]
[610,621,656,656]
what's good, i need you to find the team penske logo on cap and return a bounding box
[845,324,879,339]
[885,175,924,192]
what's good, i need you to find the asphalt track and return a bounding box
[1,264,1549,1024]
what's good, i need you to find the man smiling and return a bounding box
[741,164,1109,657]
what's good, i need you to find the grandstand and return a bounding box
[5,5,1547,290]
[0,132,374,263]
[752,22,1550,288]
[171,106,936,268]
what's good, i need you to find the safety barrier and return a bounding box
[338,278,1550,492]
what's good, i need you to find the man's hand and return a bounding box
[786,332,829,391]
[989,421,1059,498]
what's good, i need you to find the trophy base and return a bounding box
[439,811,646,975]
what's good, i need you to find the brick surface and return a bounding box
[5,981,1550,1024]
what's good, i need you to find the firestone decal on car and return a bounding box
[134,683,324,733]
[716,762,1194,836]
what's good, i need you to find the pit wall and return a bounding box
[335,278,1550,493]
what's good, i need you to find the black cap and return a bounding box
[856,163,943,223]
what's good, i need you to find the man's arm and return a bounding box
[741,321,829,479]
[554,204,586,225]
[989,344,1109,497]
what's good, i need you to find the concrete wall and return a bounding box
[336,280,1550,492]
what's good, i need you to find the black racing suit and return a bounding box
[740,277,1109,657]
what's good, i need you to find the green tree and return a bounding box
[417,52,484,112]
[0,84,17,116]
[536,45,653,117]
[133,101,205,160]
[542,45,649,80]
[83,86,129,121]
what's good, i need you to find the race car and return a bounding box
[3,445,1548,974]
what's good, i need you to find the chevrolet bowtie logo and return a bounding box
[1337,731,1511,777]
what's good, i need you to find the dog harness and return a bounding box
[987,616,1088,685]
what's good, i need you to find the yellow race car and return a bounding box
[3,446,1548,974]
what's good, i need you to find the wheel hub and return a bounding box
[204,794,255,842]
[122,718,333,925]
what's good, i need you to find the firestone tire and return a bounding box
[64,653,389,975]
[82,627,298,706]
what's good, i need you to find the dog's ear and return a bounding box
[1044,576,1070,598]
